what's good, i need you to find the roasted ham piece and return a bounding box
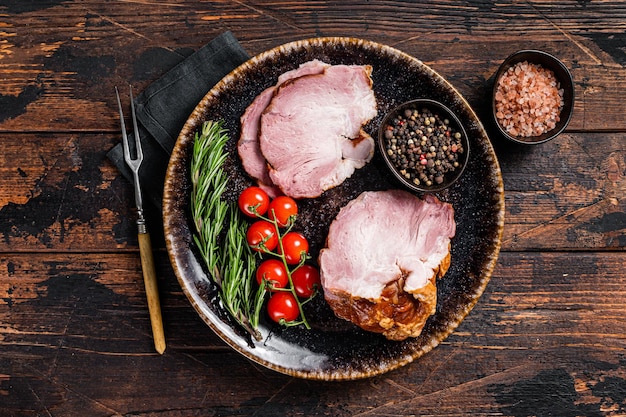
[238,61,377,199]
[259,64,377,198]
[238,60,330,197]
[318,190,456,341]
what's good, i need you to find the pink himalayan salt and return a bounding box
[495,61,564,137]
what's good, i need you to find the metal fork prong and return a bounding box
[115,86,133,168]
[129,85,143,165]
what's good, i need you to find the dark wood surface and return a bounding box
[1,1,625,416]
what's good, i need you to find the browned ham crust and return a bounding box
[319,190,456,341]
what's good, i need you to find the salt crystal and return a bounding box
[494,61,564,137]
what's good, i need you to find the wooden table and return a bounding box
[1,1,625,415]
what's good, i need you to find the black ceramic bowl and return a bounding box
[491,50,574,145]
[378,99,470,193]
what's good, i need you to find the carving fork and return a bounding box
[115,85,166,354]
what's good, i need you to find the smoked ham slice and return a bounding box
[238,60,330,197]
[318,190,456,341]
[256,63,377,198]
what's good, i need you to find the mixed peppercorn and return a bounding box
[383,106,465,188]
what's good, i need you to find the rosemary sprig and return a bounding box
[190,120,264,341]
[190,121,229,281]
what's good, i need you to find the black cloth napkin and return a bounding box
[107,31,250,212]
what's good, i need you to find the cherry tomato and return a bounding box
[268,196,298,227]
[267,292,299,323]
[291,264,321,298]
[256,259,288,290]
[279,232,309,265]
[246,220,278,252]
[238,186,270,217]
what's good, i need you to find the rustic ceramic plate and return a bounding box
[163,37,505,380]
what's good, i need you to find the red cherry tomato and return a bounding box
[256,259,288,290]
[268,196,298,227]
[267,292,299,323]
[291,264,321,298]
[279,232,309,265]
[246,220,278,252]
[238,186,270,217]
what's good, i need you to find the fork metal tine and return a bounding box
[129,85,143,165]
[115,86,130,165]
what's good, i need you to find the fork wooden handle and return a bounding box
[138,232,166,354]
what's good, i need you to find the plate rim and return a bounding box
[163,36,505,380]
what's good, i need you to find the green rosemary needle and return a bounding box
[190,120,264,341]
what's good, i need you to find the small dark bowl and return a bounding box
[491,49,574,145]
[378,99,470,193]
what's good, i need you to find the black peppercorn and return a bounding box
[382,106,466,188]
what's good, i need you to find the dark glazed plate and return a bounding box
[163,38,505,380]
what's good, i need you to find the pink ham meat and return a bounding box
[318,190,456,341]
[259,64,377,198]
[238,60,330,197]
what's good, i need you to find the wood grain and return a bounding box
[138,231,166,354]
[1,252,625,415]
[0,132,622,252]
[1,2,626,133]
